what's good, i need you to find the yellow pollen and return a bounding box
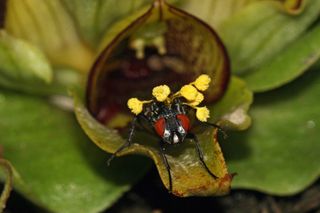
[193,74,211,91]
[180,85,198,101]
[189,92,204,107]
[152,85,171,102]
[127,98,144,115]
[196,106,210,122]
[127,74,213,119]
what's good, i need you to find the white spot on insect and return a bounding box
[164,129,170,137]
[173,134,179,144]
[178,126,185,134]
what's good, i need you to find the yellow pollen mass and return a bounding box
[196,106,210,122]
[189,92,204,107]
[127,98,143,115]
[152,85,171,102]
[180,85,198,101]
[194,74,211,91]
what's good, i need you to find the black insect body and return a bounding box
[107,98,224,192]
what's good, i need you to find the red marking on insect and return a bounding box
[154,114,190,137]
[176,114,190,132]
[154,117,166,136]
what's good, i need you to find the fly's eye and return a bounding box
[154,117,166,137]
[176,114,190,132]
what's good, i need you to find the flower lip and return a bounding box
[86,0,230,125]
[167,4,231,102]
[86,5,155,119]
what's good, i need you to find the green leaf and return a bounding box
[219,0,320,74]
[0,91,149,213]
[243,25,320,92]
[210,76,253,131]
[223,68,320,195]
[0,31,53,88]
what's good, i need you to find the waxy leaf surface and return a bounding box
[0,31,52,92]
[219,0,320,74]
[5,0,95,72]
[243,25,320,92]
[182,0,306,29]
[224,69,320,195]
[210,76,253,131]
[0,90,149,213]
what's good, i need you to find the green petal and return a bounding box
[0,90,149,212]
[243,25,320,92]
[0,31,82,96]
[219,0,320,74]
[224,69,320,195]
[60,0,152,47]
[5,0,95,72]
[210,76,253,131]
[182,0,253,28]
[182,0,306,29]
[0,31,52,89]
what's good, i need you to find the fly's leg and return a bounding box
[107,116,138,166]
[159,142,173,193]
[187,133,218,179]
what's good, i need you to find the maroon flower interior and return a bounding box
[86,2,230,125]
